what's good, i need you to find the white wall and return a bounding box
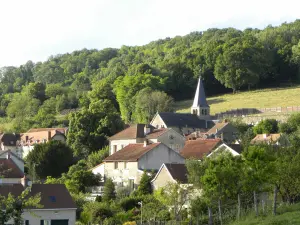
[5,209,76,225]
[157,129,185,153]
[109,139,141,155]
[138,144,185,171]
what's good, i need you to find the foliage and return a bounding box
[0,188,42,225]
[102,178,116,202]
[86,146,109,169]
[253,119,279,135]
[26,140,74,180]
[67,99,124,157]
[137,172,152,196]
[133,88,174,123]
[45,160,100,194]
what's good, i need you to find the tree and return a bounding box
[133,88,174,123]
[46,160,100,194]
[137,172,152,195]
[27,141,74,180]
[67,99,124,157]
[253,119,278,135]
[102,178,116,202]
[25,82,46,102]
[0,188,42,225]
[86,146,109,169]
[154,182,192,221]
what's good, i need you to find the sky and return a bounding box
[0,0,299,67]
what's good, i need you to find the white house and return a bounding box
[1,184,76,225]
[20,128,67,158]
[108,124,185,155]
[93,142,185,190]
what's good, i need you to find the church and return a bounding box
[150,78,216,135]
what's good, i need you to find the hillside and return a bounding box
[174,86,300,115]
[229,204,300,225]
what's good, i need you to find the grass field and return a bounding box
[229,203,300,225]
[174,86,300,115]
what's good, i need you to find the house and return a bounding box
[250,133,290,146]
[151,163,188,190]
[180,138,222,160]
[205,122,239,143]
[207,143,242,157]
[150,78,215,135]
[0,150,25,185]
[94,142,185,189]
[20,128,68,158]
[0,184,76,225]
[108,124,185,155]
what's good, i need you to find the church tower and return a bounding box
[191,77,210,119]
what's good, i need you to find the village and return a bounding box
[0,78,292,224]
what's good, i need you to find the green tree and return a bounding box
[253,119,278,134]
[137,172,152,195]
[86,146,109,169]
[25,82,46,102]
[102,178,116,202]
[133,88,174,123]
[27,141,74,180]
[67,99,124,157]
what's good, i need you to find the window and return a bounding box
[121,145,124,149]
[124,162,127,169]
[114,162,118,169]
[201,109,205,115]
[40,220,51,225]
[25,220,29,225]
[161,125,165,128]
[129,179,134,190]
[49,196,56,202]
[113,145,117,154]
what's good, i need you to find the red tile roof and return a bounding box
[109,124,147,140]
[146,128,168,139]
[104,143,161,161]
[180,139,222,159]
[21,128,67,146]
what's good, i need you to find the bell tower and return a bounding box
[191,77,210,119]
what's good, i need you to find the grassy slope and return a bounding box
[174,86,300,115]
[230,204,300,225]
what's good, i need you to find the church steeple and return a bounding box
[191,77,210,118]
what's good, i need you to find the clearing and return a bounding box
[174,86,300,115]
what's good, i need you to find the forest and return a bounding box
[2,20,300,134]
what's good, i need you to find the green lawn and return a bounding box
[230,204,300,225]
[174,86,300,115]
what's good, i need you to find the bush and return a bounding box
[119,196,142,211]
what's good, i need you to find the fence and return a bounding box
[214,106,300,119]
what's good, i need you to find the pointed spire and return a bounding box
[192,77,209,108]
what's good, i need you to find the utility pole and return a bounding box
[138,201,143,225]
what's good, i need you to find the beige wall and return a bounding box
[104,161,140,187]
[109,139,140,155]
[157,129,185,153]
[5,209,76,225]
[138,144,185,171]
[152,166,175,190]
[150,114,167,129]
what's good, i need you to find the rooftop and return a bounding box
[180,138,222,159]
[104,143,161,162]
[164,163,188,184]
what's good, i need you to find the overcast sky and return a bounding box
[0,0,299,67]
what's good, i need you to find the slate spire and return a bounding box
[192,77,209,108]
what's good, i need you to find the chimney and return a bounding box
[216,128,219,133]
[21,176,26,187]
[25,135,29,142]
[263,134,267,139]
[144,125,151,135]
[48,131,51,141]
[143,139,148,147]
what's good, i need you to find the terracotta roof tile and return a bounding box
[251,133,282,144]
[109,124,148,140]
[146,128,169,139]
[181,139,222,159]
[21,128,66,146]
[104,143,161,161]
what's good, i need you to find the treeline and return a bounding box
[2,20,300,131]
